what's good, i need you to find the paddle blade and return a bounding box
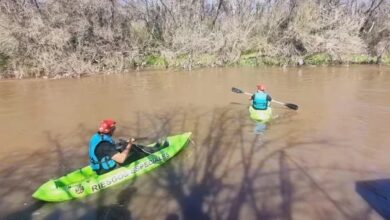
[231,87,244,93]
[285,103,299,110]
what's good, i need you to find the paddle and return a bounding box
[117,136,169,155]
[132,144,153,155]
[117,137,146,151]
[231,87,299,110]
[117,139,154,154]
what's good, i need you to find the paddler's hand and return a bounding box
[124,138,135,150]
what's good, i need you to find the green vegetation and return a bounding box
[145,55,167,68]
[169,54,190,68]
[238,53,289,67]
[381,54,390,65]
[350,55,377,64]
[0,53,7,71]
[238,53,258,67]
[304,53,332,65]
[257,56,289,66]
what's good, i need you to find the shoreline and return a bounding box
[1,53,389,80]
[1,0,389,80]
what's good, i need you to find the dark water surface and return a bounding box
[1,66,390,220]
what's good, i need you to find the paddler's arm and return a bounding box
[111,138,135,164]
[248,93,254,100]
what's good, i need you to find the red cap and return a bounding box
[98,119,116,134]
[256,84,265,91]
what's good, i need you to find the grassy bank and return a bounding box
[144,52,390,69]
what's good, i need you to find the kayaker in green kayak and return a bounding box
[33,132,191,202]
[89,119,169,175]
[88,119,134,175]
[245,84,272,110]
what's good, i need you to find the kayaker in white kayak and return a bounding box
[88,119,135,175]
[245,84,272,110]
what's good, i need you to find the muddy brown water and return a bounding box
[1,66,390,220]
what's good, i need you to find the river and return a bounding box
[1,66,390,220]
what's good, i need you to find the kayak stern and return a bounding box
[249,106,272,123]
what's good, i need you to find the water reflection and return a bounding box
[254,123,267,134]
[2,107,294,219]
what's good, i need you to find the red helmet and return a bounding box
[256,84,265,91]
[98,119,116,134]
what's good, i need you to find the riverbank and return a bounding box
[1,0,389,79]
[1,52,389,80]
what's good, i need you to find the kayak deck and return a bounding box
[32,132,191,202]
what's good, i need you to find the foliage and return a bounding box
[304,53,332,65]
[238,53,258,67]
[0,53,8,71]
[0,0,389,78]
[145,55,167,68]
[382,54,390,65]
[350,55,377,64]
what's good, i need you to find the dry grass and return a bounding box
[0,0,389,78]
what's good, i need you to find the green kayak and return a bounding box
[33,132,191,202]
[249,106,272,123]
